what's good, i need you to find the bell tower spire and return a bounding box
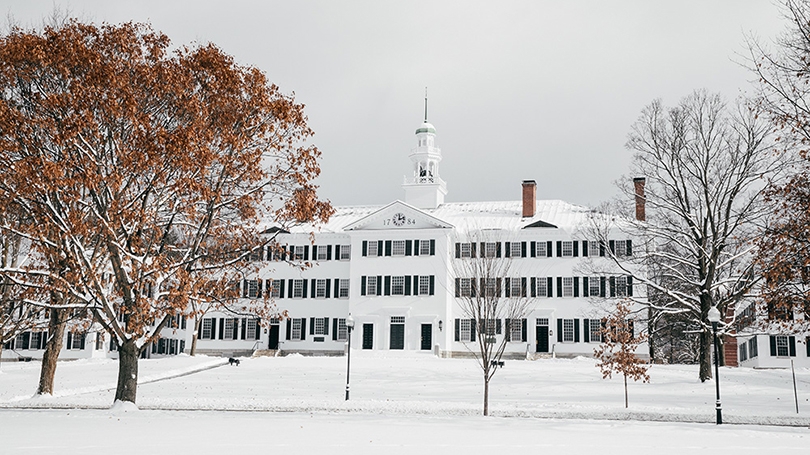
[403,90,447,209]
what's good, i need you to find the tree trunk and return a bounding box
[699,330,712,382]
[624,373,629,408]
[483,374,490,416]
[37,307,67,395]
[114,338,140,404]
[189,317,200,356]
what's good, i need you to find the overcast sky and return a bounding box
[3,1,788,208]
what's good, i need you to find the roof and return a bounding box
[415,122,436,135]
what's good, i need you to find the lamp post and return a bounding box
[345,314,355,401]
[707,306,722,425]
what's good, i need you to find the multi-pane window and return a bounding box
[367,241,379,257]
[201,318,213,339]
[535,241,547,257]
[391,316,405,324]
[317,245,329,260]
[223,319,235,340]
[247,280,259,298]
[339,279,350,298]
[293,279,304,298]
[776,335,790,357]
[340,245,351,260]
[510,319,522,342]
[30,332,41,350]
[419,276,430,296]
[510,242,522,258]
[561,241,573,257]
[615,276,628,297]
[749,337,758,358]
[366,276,378,295]
[391,276,405,295]
[70,333,84,350]
[485,242,497,258]
[291,318,303,341]
[460,243,472,258]
[294,245,304,260]
[485,319,497,336]
[562,319,575,342]
[314,317,326,335]
[739,342,748,362]
[315,279,327,298]
[614,240,627,257]
[269,279,281,298]
[484,278,498,297]
[459,319,472,342]
[536,278,548,297]
[419,240,431,255]
[510,277,522,297]
[392,240,406,256]
[589,319,602,343]
[562,277,574,297]
[337,318,348,341]
[589,277,601,297]
[536,318,549,326]
[246,319,258,340]
[459,278,472,297]
[588,241,600,257]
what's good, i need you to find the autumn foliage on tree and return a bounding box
[594,300,650,408]
[0,21,331,404]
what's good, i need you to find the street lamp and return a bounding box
[707,306,722,425]
[345,314,355,401]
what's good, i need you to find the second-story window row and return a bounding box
[362,239,436,257]
[360,275,435,296]
[243,278,350,300]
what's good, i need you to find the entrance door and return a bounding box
[536,325,549,353]
[268,325,279,350]
[420,324,432,350]
[362,323,374,350]
[390,323,405,350]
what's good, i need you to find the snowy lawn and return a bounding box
[1,352,810,453]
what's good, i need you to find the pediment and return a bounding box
[343,200,453,231]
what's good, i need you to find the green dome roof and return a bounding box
[415,122,436,134]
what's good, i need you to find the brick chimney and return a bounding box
[522,180,536,218]
[633,177,646,222]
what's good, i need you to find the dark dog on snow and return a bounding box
[228,357,240,366]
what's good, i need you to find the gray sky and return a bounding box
[3,0,788,208]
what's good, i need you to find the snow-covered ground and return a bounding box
[1,352,809,453]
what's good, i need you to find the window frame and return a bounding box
[536,277,548,297]
[293,279,304,299]
[340,245,351,260]
[510,277,523,297]
[291,318,303,341]
[316,245,329,261]
[460,242,472,258]
[589,277,601,297]
[588,319,602,343]
[419,276,430,296]
[366,276,378,296]
[509,319,522,342]
[562,277,574,297]
[337,318,348,341]
[392,240,406,256]
[561,241,573,257]
[339,279,350,298]
[562,319,574,342]
[391,276,405,295]
[315,279,327,299]
[535,241,547,257]
[459,319,472,342]
[367,241,379,257]
[419,240,431,256]
[776,335,790,357]
[459,278,472,297]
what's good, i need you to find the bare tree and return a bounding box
[452,232,534,416]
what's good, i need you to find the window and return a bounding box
[589,319,602,343]
[224,319,235,340]
[418,276,431,296]
[460,242,472,258]
[246,319,258,340]
[419,240,431,256]
[510,319,522,342]
[95,332,104,350]
[536,318,549,326]
[484,278,498,297]
[535,241,547,257]
[317,245,329,261]
[485,242,497,258]
[589,277,601,297]
[15,332,25,349]
[615,276,628,297]
[485,319,497,336]
[70,332,84,350]
[588,241,600,257]
[460,319,472,342]
[294,245,304,260]
[29,332,41,350]
[247,280,259,299]
[366,276,378,296]
[510,277,523,297]
[340,245,351,260]
[561,241,573,257]
[201,318,213,339]
[249,247,263,262]
[458,278,472,297]
[391,316,405,324]
[614,240,627,257]
[739,342,748,362]
[339,279,350,298]
[291,318,303,341]
[314,317,326,335]
[367,241,379,257]
[562,277,574,297]
[776,335,790,357]
[562,319,574,342]
[315,279,327,298]
[510,242,522,258]
[749,337,758,358]
[293,279,304,298]
[337,318,348,341]
[392,240,406,256]
[536,278,548,297]
[391,276,405,295]
[269,279,281,298]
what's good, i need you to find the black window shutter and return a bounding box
[610,277,616,297]
[557,319,563,342]
[332,319,338,340]
[376,276,382,295]
[455,243,460,258]
[286,319,292,340]
[405,240,412,256]
[573,277,579,297]
[626,240,633,256]
[211,318,218,340]
[385,240,392,256]
[430,239,435,255]
[454,319,460,341]
[531,277,536,297]
[807,337,810,357]
[384,276,391,295]
[521,319,527,342]
[413,275,419,295]
[333,278,340,298]
[556,241,562,257]
[241,318,247,340]
[327,245,332,260]
[324,318,330,336]
[582,240,589,257]
[609,240,615,255]
[583,277,589,297]
[242,279,248,298]
[304,245,309,260]
[470,319,476,341]
[288,279,293,298]
[312,244,317,260]
[600,277,606,297]
[504,278,511,297]
[546,241,553,257]
[219,318,225,340]
[300,319,306,340]
[258,279,263,298]
[531,241,536,257]
[362,240,368,256]
[80,333,86,350]
[496,278,502,297]
[310,279,316,297]
[599,241,605,256]
[521,241,527,257]
[573,241,579,257]
[505,319,511,342]
[574,319,580,342]
[22,332,30,350]
[505,242,511,258]
[627,276,633,296]
[471,242,477,257]
[557,277,563,297]
[377,240,383,256]
[789,336,797,357]
[325,279,331,298]
[583,319,590,343]
[429,275,435,295]
[547,277,553,296]
[302,279,308,298]
[521,277,527,297]
[414,239,420,256]
[361,276,367,296]
[496,242,502,258]
[405,276,412,295]
[455,278,460,298]
[769,336,777,356]
[471,278,477,297]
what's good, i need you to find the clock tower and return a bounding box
[402,91,447,209]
